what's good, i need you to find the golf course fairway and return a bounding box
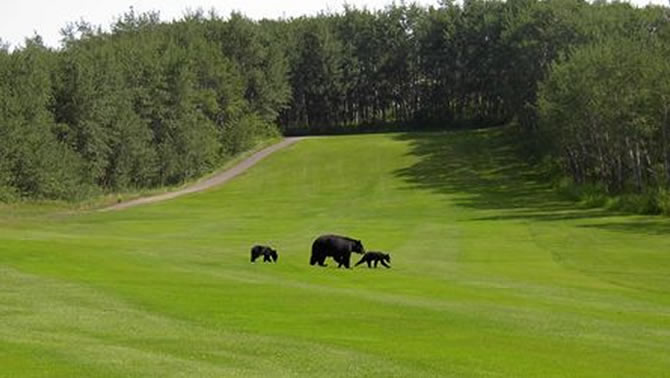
[1,129,669,377]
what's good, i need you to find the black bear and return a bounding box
[250,245,278,263]
[355,251,391,268]
[310,234,365,268]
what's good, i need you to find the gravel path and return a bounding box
[102,137,305,211]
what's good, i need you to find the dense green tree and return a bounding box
[539,33,670,193]
[282,16,344,131]
[0,38,89,199]
[2,1,670,205]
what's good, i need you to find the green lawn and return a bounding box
[1,129,670,377]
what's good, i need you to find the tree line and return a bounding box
[1,10,289,200]
[1,0,670,207]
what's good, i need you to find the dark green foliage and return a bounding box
[0,38,91,200]
[0,10,290,201]
[2,1,670,207]
[539,31,670,201]
[282,16,344,131]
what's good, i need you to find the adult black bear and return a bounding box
[355,251,391,268]
[310,234,365,268]
[251,245,278,263]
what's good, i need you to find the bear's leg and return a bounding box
[333,255,342,268]
[342,252,351,269]
[263,254,271,263]
[318,255,328,267]
[374,260,379,268]
[338,253,349,268]
[366,260,372,268]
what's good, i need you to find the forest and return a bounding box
[1,0,670,211]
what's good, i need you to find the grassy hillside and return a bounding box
[1,129,670,377]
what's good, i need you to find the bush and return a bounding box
[607,193,660,215]
[655,189,670,216]
[556,176,670,216]
[556,178,607,207]
[221,114,280,156]
[0,186,18,203]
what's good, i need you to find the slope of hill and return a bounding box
[1,129,669,376]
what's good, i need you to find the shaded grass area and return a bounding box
[393,129,610,221]
[395,129,670,229]
[1,130,670,377]
[394,128,670,293]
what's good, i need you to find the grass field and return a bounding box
[1,129,670,377]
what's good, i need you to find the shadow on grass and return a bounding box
[577,219,670,236]
[392,128,664,231]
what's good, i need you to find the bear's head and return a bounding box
[352,239,365,254]
[269,248,278,262]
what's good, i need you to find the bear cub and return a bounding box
[250,245,278,263]
[355,251,391,268]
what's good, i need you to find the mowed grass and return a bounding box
[1,129,670,377]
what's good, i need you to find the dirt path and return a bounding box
[102,137,305,212]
